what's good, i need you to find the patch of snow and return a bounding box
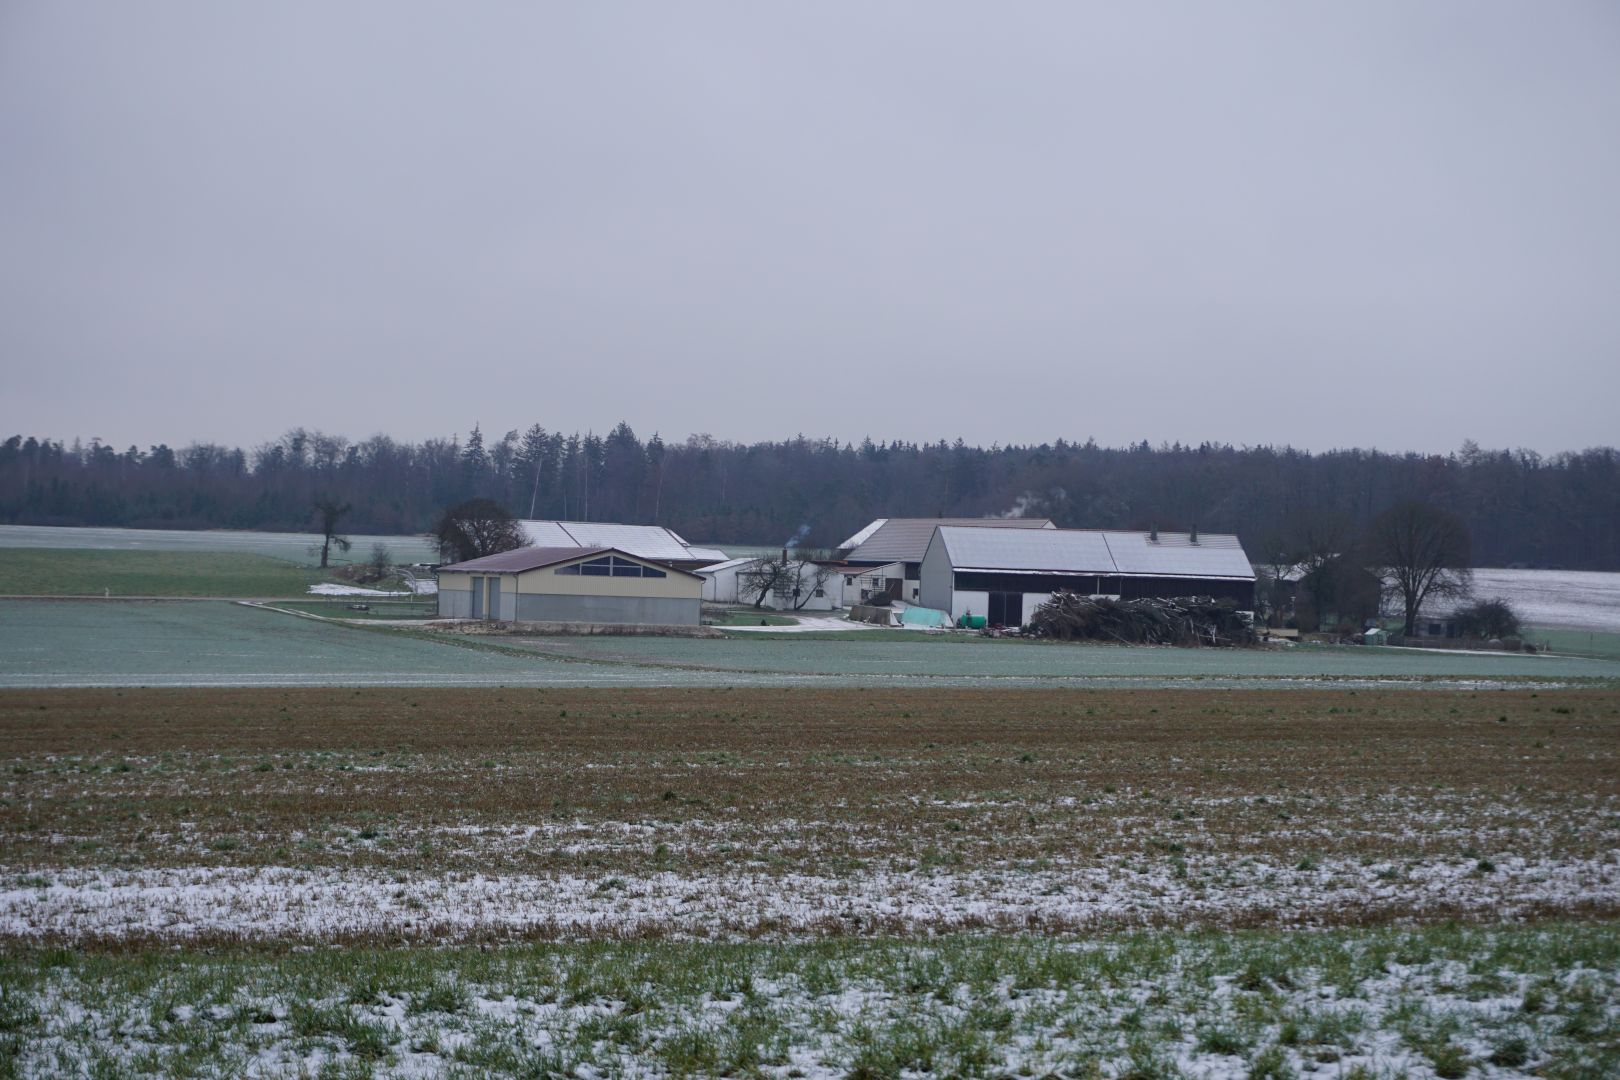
[3,853,1613,943]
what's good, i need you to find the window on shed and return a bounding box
[642,566,666,578]
[555,565,580,575]
[580,556,613,576]
[609,556,642,577]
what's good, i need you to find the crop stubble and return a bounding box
[2,687,1617,942]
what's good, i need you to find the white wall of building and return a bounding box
[699,562,746,603]
[708,558,845,611]
[841,562,905,607]
[919,535,953,611]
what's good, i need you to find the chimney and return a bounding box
[1190,524,1199,544]
[1149,526,1159,543]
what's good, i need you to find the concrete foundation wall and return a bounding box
[514,593,700,627]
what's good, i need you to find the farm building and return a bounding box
[840,561,907,605]
[516,520,726,570]
[437,546,702,626]
[920,526,1256,627]
[836,517,1056,603]
[698,555,845,610]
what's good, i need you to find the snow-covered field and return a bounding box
[1470,568,1620,633]
[3,851,1614,944]
[4,925,1615,1078]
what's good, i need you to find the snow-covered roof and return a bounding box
[695,557,755,575]
[684,546,730,563]
[1104,530,1254,580]
[934,527,1114,575]
[840,517,1056,563]
[517,520,704,562]
[838,518,888,551]
[933,526,1254,581]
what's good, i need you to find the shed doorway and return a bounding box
[486,577,501,620]
[470,576,484,619]
[988,591,1023,627]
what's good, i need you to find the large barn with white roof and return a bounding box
[919,525,1256,627]
[835,516,1056,604]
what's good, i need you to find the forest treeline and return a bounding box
[2,426,1617,569]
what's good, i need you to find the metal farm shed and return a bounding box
[835,517,1056,604]
[437,546,703,626]
[919,526,1256,628]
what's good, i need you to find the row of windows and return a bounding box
[556,555,667,578]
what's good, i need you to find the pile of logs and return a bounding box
[1026,592,1257,647]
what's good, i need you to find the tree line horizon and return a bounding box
[2,425,1616,571]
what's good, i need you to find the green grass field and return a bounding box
[1530,626,1620,661]
[0,549,333,598]
[273,599,439,621]
[0,523,440,565]
[1,925,1613,1078]
[3,599,1619,688]
[512,630,1620,682]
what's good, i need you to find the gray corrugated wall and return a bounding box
[918,531,953,612]
[438,588,473,618]
[514,594,699,626]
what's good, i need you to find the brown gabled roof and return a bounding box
[437,546,703,578]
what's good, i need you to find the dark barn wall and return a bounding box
[953,571,1255,608]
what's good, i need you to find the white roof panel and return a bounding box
[516,520,700,562]
[684,546,729,563]
[518,520,575,547]
[846,517,1056,562]
[936,526,1116,574]
[696,557,754,575]
[934,526,1254,580]
[837,518,888,550]
[1102,531,1254,580]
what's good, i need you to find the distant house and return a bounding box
[516,520,726,571]
[437,546,702,626]
[920,526,1256,627]
[836,517,1056,604]
[697,555,845,611]
[696,558,755,603]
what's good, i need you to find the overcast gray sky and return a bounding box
[3,2,1617,455]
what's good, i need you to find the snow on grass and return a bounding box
[307,581,436,597]
[2,925,1615,1078]
[1471,568,1620,633]
[3,850,1614,944]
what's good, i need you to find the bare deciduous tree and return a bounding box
[739,556,794,609]
[312,497,351,568]
[433,498,528,564]
[1369,500,1473,636]
[784,550,835,611]
[739,550,836,610]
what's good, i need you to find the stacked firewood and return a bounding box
[1026,592,1256,647]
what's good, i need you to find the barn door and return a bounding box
[486,577,501,620]
[988,592,1023,627]
[470,576,483,619]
